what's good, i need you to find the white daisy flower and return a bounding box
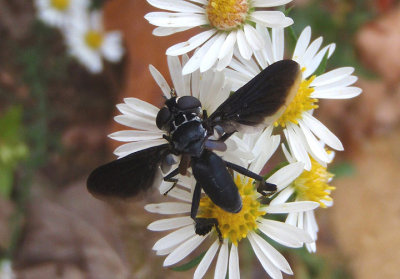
[145,0,294,74]
[145,127,318,278]
[225,25,362,170]
[146,171,318,279]
[270,143,336,253]
[65,11,124,74]
[34,0,89,29]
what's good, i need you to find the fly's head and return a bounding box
[156,95,203,134]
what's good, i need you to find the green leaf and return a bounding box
[170,252,206,272]
[313,50,329,77]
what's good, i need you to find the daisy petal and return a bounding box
[229,244,240,279]
[147,216,193,231]
[113,139,167,157]
[163,234,208,266]
[236,29,252,60]
[302,113,343,150]
[108,130,163,142]
[248,232,283,279]
[250,232,293,274]
[293,26,311,60]
[144,12,207,28]
[152,26,193,36]
[266,201,320,213]
[311,67,354,87]
[149,65,171,98]
[194,240,220,279]
[215,239,229,279]
[145,202,191,214]
[153,225,195,250]
[267,162,304,191]
[311,86,362,99]
[147,0,204,13]
[166,29,217,56]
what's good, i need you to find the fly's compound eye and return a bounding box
[177,96,201,112]
[156,107,172,131]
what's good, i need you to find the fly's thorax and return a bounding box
[156,95,208,157]
[171,119,207,157]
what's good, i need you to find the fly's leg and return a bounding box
[190,183,222,242]
[224,161,277,196]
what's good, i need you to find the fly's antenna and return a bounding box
[170,88,177,97]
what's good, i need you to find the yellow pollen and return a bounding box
[84,30,104,50]
[50,0,70,11]
[274,75,318,128]
[197,174,265,245]
[206,0,249,31]
[292,158,335,208]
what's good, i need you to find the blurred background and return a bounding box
[1,0,400,278]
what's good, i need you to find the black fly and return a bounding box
[87,60,302,238]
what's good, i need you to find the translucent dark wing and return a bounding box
[209,60,302,132]
[87,144,169,199]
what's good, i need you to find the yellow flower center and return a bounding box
[197,174,265,245]
[50,0,70,11]
[206,0,249,31]
[84,30,104,50]
[292,158,335,208]
[274,74,318,128]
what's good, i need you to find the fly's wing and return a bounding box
[87,144,169,199]
[209,60,302,133]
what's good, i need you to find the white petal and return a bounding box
[311,67,354,87]
[152,26,193,36]
[244,24,265,52]
[182,36,218,74]
[293,26,311,61]
[252,0,293,7]
[250,232,293,274]
[124,97,160,116]
[153,225,195,250]
[168,55,185,96]
[145,202,191,214]
[113,139,167,157]
[147,0,204,13]
[250,11,293,28]
[269,186,295,205]
[312,75,358,91]
[266,201,320,214]
[167,187,193,202]
[149,64,171,98]
[298,120,330,162]
[108,130,163,142]
[272,27,284,61]
[194,240,220,279]
[297,37,323,67]
[248,232,283,279]
[218,30,237,59]
[311,86,362,99]
[258,219,314,247]
[302,44,333,78]
[284,125,311,170]
[214,239,229,279]
[166,29,216,56]
[256,23,274,64]
[200,32,227,72]
[163,234,208,266]
[267,162,304,191]
[216,48,234,71]
[236,29,252,60]
[228,244,240,279]
[302,112,343,150]
[147,216,193,231]
[144,12,207,28]
[101,32,124,62]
